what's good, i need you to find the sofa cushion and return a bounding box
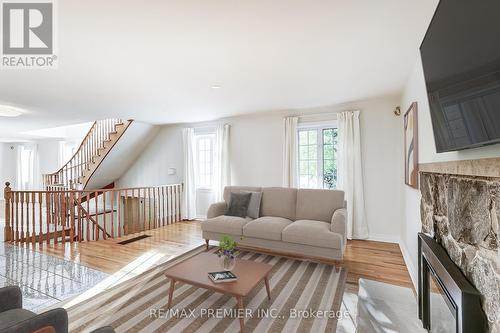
[0,308,35,330]
[282,220,343,249]
[243,217,293,241]
[295,189,345,222]
[242,191,263,219]
[201,215,252,235]
[260,187,297,220]
[226,192,252,218]
[223,186,262,203]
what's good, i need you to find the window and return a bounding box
[195,134,215,188]
[17,144,38,190]
[298,125,338,189]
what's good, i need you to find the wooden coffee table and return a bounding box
[164,252,273,332]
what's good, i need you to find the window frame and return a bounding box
[194,133,216,190]
[297,120,338,189]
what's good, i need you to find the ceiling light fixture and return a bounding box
[211,85,221,89]
[0,105,23,117]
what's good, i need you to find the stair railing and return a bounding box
[3,182,184,245]
[43,119,124,190]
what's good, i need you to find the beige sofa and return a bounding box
[202,186,347,261]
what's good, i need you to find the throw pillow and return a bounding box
[242,191,263,219]
[226,192,252,218]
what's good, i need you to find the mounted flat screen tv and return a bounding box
[420,0,500,152]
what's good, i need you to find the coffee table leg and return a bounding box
[168,279,176,308]
[237,296,245,333]
[264,276,271,300]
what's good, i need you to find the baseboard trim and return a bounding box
[367,233,400,244]
[399,240,418,291]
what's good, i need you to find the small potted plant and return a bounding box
[216,235,239,270]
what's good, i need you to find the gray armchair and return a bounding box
[0,286,114,333]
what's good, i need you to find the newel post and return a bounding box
[4,182,12,242]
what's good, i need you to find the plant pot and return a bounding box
[219,256,236,271]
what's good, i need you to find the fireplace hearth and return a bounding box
[418,233,487,332]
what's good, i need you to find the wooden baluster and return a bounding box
[54,192,59,245]
[117,190,121,237]
[70,160,73,187]
[54,191,58,245]
[174,185,177,222]
[86,192,91,241]
[69,191,75,243]
[142,188,146,231]
[161,186,165,227]
[173,186,177,222]
[167,186,170,224]
[152,187,157,229]
[38,192,42,246]
[166,186,171,225]
[76,192,81,242]
[124,190,128,236]
[95,191,99,240]
[177,185,181,222]
[144,187,151,229]
[171,186,175,223]
[46,192,51,245]
[61,192,66,244]
[20,192,25,243]
[31,192,36,245]
[22,192,31,243]
[111,190,115,238]
[4,182,12,242]
[136,188,140,234]
[103,191,107,240]
[15,192,19,242]
[9,191,14,242]
[157,186,161,227]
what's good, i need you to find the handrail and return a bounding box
[3,182,184,244]
[52,121,97,177]
[43,119,124,190]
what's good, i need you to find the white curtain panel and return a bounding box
[282,116,298,187]
[338,111,369,239]
[214,124,231,202]
[16,144,41,190]
[181,128,197,220]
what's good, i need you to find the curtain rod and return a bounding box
[296,112,339,118]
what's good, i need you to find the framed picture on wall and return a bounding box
[404,102,418,189]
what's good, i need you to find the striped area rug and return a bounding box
[64,247,346,333]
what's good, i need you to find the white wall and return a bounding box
[399,55,500,288]
[118,95,404,241]
[38,141,61,174]
[0,144,17,198]
[116,124,183,187]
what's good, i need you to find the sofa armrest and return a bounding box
[8,308,68,333]
[207,201,227,219]
[331,208,347,245]
[0,286,22,313]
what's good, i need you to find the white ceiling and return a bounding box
[0,0,438,140]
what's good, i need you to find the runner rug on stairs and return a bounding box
[58,247,347,333]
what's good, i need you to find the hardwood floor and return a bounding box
[29,221,204,274]
[29,221,413,290]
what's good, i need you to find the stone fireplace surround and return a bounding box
[419,158,500,332]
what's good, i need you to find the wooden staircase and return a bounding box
[3,118,184,247]
[43,119,133,190]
